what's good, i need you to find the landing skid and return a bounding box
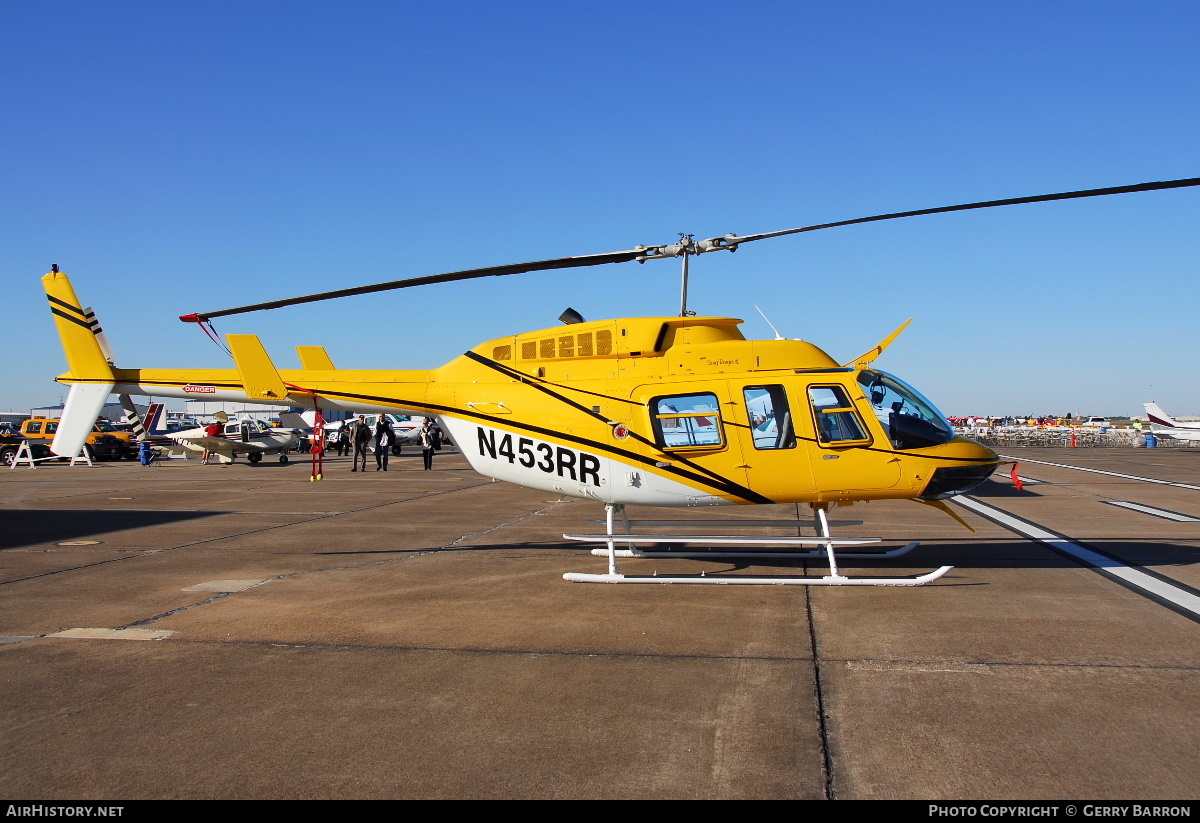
[563,503,951,587]
[562,567,952,586]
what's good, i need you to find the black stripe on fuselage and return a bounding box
[303,383,771,505]
[465,352,990,466]
[462,351,773,504]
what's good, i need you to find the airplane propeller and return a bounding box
[182,175,1200,324]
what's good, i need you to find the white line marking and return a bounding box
[1104,501,1200,522]
[50,628,177,641]
[999,456,1200,490]
[953,496,1200,619]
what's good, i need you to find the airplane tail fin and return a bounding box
[119,396,166,440]
[42,270,116,456]
[1144,401,1179,428]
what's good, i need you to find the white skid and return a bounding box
[563,566,953,586]
[590,541,919,560]
[568,502,948,588]
[564,533,880,546]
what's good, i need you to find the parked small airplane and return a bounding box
[1143,401,1200,441]
[167,413,302,463]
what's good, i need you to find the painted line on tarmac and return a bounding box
[1104,501,1200,522]
[999,456,1200,490]
[954,495,1200,623]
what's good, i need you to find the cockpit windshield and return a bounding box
[857,370,954,449]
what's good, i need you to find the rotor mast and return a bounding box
[677,234,694,317]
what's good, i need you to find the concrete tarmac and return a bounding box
[1,446,1197,799]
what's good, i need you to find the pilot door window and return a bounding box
[743,386,796,450]
[651,393,725,451]
[808,385,871,446]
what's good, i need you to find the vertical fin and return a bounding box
[1143,401,1179,428]
[43,271,116,381]
[52,382,115,456]
[296,346,336,370]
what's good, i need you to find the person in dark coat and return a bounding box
[374,416,394,471]
[352,415,372,472]
[419,419,436,470]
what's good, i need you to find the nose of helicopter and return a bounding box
[918,437,1000,500]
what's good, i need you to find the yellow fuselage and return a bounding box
[65,315,998,506]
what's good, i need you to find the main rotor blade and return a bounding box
[183,175,1200,322]
[727,176,1200,246]
[181,248,647,322]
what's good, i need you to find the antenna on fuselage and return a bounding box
[754,305,786,340]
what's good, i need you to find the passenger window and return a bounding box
[743,386,796,450]
[46,422,58,434]
[808,385,870,445]
[27,422,42,434]
[651,392,724,450]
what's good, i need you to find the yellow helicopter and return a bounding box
[42,176,1200,586]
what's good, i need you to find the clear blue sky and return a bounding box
[4,1,1198,417]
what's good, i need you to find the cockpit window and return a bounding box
[858,370,954,449]
[808,385,871,445]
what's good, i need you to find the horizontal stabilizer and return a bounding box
[228,335,288,401]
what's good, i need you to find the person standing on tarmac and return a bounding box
[352,415,372,472]
[337,422,351,456]
[201,419,222,465]
[419,418,437,471]
[375,416,394,471]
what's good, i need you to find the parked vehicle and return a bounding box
[0,431,54,467]
[18,417,136,460]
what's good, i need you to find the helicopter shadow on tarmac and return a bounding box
[0,509,222,552]
[311,535,1199,584]
[969,479,1046,498]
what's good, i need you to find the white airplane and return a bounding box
[168,413,302,463]
[1143,401,1200,441]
